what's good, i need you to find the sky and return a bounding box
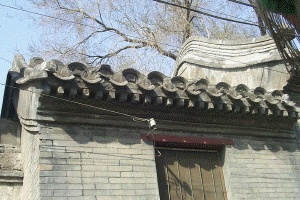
[0,0,300,112]
[0,1,41,108]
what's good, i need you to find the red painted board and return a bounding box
[141,133,234,145]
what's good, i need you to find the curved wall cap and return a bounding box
[173,35,289,90]
[173,35,282,74]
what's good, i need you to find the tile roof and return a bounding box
[8,54,297,119]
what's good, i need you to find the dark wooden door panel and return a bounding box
[178,151,193,200]
[166,150,182,200]
[155,149,226,200]
[156,149,170,200]
[189,151,205,200]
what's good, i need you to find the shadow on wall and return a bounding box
[41,121,300,166]
[45,124,150,146]
[231,128,300,152]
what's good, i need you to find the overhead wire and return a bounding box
[152,0,262,27]
[228,0,255,7]
[0,49,296,79]
[1,1,299,53]
[152,0,300,38]
[0,57,12,64]
[156,0,259,25]
[0,81,150,123]
[2,5,292,88]
[0,3,179,50]
[1,2,296,161]
[0,3,299,79]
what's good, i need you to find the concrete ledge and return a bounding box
[0,170,23,183]
[0,118,20,146]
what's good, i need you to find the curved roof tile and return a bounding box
[7,54,298,119]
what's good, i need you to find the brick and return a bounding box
[68,197,96,200]
[145,183,158,189]
[40,183,67,190]
[121,196,146,200]
[43,197,68,200]
[67,184,83,190]
[83,190,110,196]
[40,152,53,158]
[108,178,156,184]
[40,158,67,165]
[106,154,132,160]
[117,149,141,155]
[131,154,154,160]
[40,139,53,146]
[93,148,118,154]
[40,164,54,171]
[133,166,151,171]
[120,159,144,166]
[95,196,122,200]
[83,189,110,196]
[40,177,56,184]
[53,140,81,147]
[53,152,80,159]
[122,184,146,189]
[54,165,81,171]
[40,171,66,177]
[121,172,146,178]
[95,171,120,177]
[130,143,153,150]
[108,166,132,172]
[40,146,66,152]
[106,142,131,149]
[81,153,108,159]
[96,183,121,190]
[110,190,135,195]
[82,141,107,148]
[135,189,159,195]
[143,160,156,167]
[94,159,119,166]
[66,177,82,184]
[66,159,93,165]
[67,171,82,177]
[66,146,93,153]
[93,136,116,143]
[109,178,136,184]
[54,190,82,196]
[82,177,109,184]
[83,184,96,189]
[41,190,54,196]
[82,171,95,177]
[40,133,68,141]
[277,188,293,193]
[141,149,154,155]
[82,165,107,171]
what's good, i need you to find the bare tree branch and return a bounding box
[28,0,260,73]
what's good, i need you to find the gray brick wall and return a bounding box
[39,125,159,200]
[21,126,40,200]
[37,123,300,200]
[223,135,300,200]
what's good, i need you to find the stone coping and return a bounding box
[173,35,283,75]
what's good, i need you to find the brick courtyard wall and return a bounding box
[37,121,300,200]
[223,135,300,200]
[39,125,159,200]
[222,92,300,200]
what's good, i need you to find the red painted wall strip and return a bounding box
[141,133,234,145]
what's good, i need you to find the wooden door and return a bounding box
[155,148,226,200]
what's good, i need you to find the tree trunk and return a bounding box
[248,0,267,36]
[183,0,192,42]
